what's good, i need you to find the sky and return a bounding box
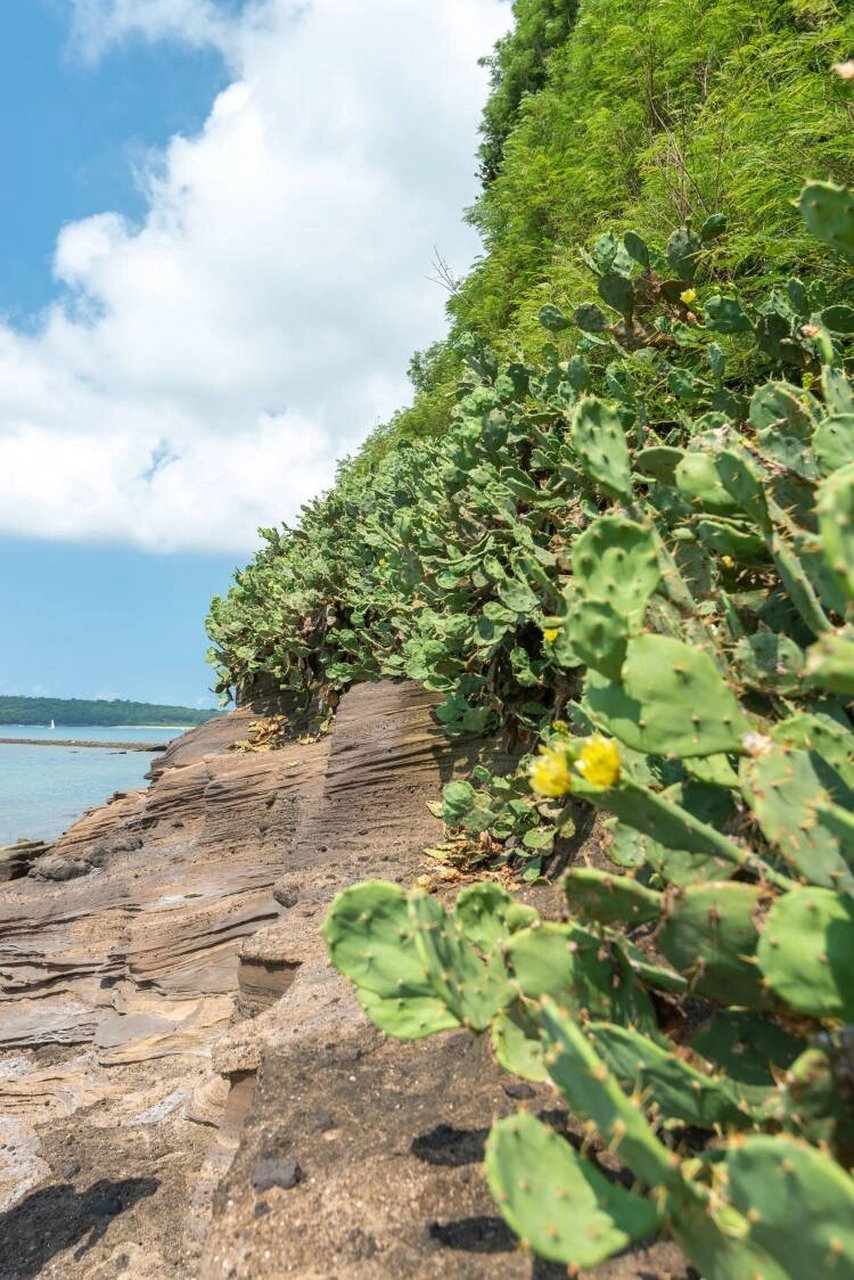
[0,0,510,706]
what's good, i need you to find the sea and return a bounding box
[0,725,189,846]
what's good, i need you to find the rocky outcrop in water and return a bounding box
[0,682,688,1280]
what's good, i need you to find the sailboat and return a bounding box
[50,720,55,730]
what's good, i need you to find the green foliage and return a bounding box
[0,695,217,728]
[313,190,854,1276]
[476,0,579,187]
[216,4,854,1270]
[459,0,854,346]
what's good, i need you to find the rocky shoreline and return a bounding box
[0,682,689,1279]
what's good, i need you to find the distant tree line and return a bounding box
[0,696,219,727]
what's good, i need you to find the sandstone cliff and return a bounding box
[0,681,688,1280]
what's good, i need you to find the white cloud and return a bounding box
[0,0,509,552]
[67,0,249,64]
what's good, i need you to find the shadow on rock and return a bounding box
[0,1177,159,1279]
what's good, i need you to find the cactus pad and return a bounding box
[695,515,766,560]
[757,887,854,1021]
[771,711,854,788]
[453,881,538,953]
[491,1005,549,1082]
[666,227,702,278]
[322,881,436,999]
[571,516,661,626]
[565,598,628,679]
[813,413,854,477]
[676,451,742,515]
[537,1000,679,1190]
[656,882,767,1007]
[356,988,460,1039]
[563,867,662,927]
[725,1135,854,1278]
[741,746,854,892]
[734,633,805,695]
[569,397,633,500]
[797,180,854,260]
[408,889,514,1031]
[690,1011,802,1089]
[503,922,656,1032]
[817,462,854,601]
[585,1021,751,1130]
[586,634,751,758]
[484,1112,661,1267]
[805,629,854,696]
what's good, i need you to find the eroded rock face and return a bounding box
[0,683,688,1280]
[0,702,328,1277]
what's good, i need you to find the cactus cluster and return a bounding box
[213,180,854,1274]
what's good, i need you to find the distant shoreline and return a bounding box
[0,738,167,752]
[0,723,197,730]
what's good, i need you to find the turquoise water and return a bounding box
[0,724,187,845]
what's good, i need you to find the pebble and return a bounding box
[251,1157,302,1192]
[503,1081,535,1100]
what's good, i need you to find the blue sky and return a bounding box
[0,0,241,706]
[0,0,508,707]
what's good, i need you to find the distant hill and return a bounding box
[0,696,220,727]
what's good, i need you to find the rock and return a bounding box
[0,839,51,882]
[251,1157,302,1192]
[273,883,299,908]
[61,1159,81,1179]
[28,854,90,881]
[0,683,685,1280]
[503,1081,535,1100]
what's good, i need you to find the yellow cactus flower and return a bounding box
[543,628,559,644]
[575,735,621,788]
[679,288,697,305]
[529,746,573,798]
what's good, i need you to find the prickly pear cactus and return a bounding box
[563,867,662,926]
[570,516,661,626]
[484,1111,661,1268]
[797,180,854,260]
[725,1136,854,1279]
[569,397,633,499]
[586,634,751,757]
[312,183,854,1276]
[656,881,768,1007]
[757,888,854,1021]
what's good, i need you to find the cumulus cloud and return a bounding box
[0,0,509,552]
[67,0,249,63]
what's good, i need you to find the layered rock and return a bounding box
[0,683,689,1280]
